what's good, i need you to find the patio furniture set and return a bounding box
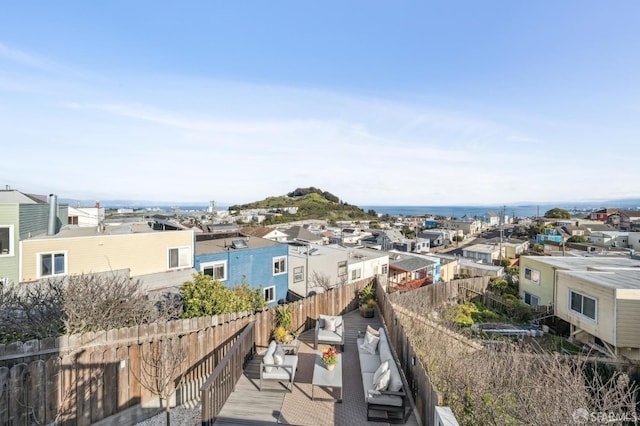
[258,313,409,423]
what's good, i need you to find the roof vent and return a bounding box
[231,239,248,249]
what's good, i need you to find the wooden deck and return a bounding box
[213,308,421,426]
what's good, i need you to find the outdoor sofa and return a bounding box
[357,325,410,423]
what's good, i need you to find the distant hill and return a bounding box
[229,187,374,223]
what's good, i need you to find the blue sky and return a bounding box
[1,1,639,206]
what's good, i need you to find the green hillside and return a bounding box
[228,187,373,223]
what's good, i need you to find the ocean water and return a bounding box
[360,205,598,219]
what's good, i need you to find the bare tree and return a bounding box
[63,272,155,334]
[401,312,638,426]
[0,279,64,343]
[133,336,187,426]
[310,270,333,291]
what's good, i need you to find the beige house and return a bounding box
[519,256,640,308]
[20,224,194,283]
[462,243,504,264]
[555,269,640,359]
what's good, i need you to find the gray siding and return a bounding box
[0,205,19,284]
[616,298,640,348]
[18,203,68,239]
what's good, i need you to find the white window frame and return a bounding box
[524,267,540,285]
[381,264,388,275]
[273,256,287,276]
[569,289,597,322]
[523,292,540,306]
[338,261,348,277]
[0,225,14,257]
[37,251,67,278]
[293,266,304,283]
[201,260,227,281]
[351,268,362,281]
[168,246,191,269]
[264,286,276,303]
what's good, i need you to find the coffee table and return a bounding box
[311,353,342,402]
[279,339,301,355]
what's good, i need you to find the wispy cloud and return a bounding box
[0,41,88,79]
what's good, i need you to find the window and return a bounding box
[168,247,191,269]
[0,225,13,256]
[381,264,388,275]
[264,286,275,303]
[338,261,347,277]
[39,252,66,277]
[201,261,227,281]
[293,266,304,283]
[273,256,287,275]
[524,292,540,306]
[524,267,540,285]
[351,268,362,281]
[68,216,79,225]
[569,290,597,321]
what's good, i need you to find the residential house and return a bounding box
[462,243,504,264]
[359,229,405,251]
[0,191,68,285]
[287,244,389,297]
[587,231,628,249]
[194,235,289,306]
[555,268,640,359]
[388,252,440,290]
[458,258,504,278]
[441,219,481,237]
[629,232,640,251]
[430,254,459,282]
[19,223,195,289]
[240,226,289,242]
[282,225,324,245]
[67,204,105,227]
[591,209,640,232]
[486,211,500,227]
[481,237,529,259]
[418,230,445,248]
[518,256,640,309]
[536,227,569,245]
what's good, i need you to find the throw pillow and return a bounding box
[263,340,277,373]
[372,360,389,386]
[374,368,391,392]
[326,317,337,332]
[273,345,285,366]
[360,333,380,355]
[366,324,379,337]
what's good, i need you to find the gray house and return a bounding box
[0,190,68,285]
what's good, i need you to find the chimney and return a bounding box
[95,201,100,209]
[47,194,57,236]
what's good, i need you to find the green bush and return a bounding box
[180,274,265,318]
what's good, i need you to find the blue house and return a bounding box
[195,236,289,306]
[536,228,567,245]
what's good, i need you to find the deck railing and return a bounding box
[200,321,256,426]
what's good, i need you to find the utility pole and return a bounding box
[499,205,505,262]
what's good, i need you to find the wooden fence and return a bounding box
[379,279,488,426]
[0,278,372,425]
[200,321,256,426]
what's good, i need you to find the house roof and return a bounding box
[283,225,323,242]
[559,269,640,290]
[28,222,162,239]
[0,190,48,204]
[462,243,503,254]
[240,226,278,238]
[196,235,282,255]
[389,252,437,272]
[522,256,640,270]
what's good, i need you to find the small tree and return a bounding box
[310,270,333,291]
[133,336,186,426]
[544,208,571,219]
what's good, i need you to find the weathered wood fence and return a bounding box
[0,278,372,425]
[380,278,489,425]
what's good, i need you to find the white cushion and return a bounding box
[372,360,389,386]
[366,324,379,337]
[325,317,337,332]
[273,345,285,366]
[359,332,379,355]
[263,340,277,373]
[374,368,391,392]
